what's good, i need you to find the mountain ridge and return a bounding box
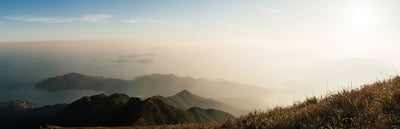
[56,93,234,127]
[34,73,270,110]
[161,90,246,116]
[0,92,235,128]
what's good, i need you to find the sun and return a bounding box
[351,7,375,29]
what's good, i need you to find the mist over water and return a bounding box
[0,40,397,107]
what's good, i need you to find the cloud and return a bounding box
[141,52,157,56]
[108,58,153,64]
[124,18,168,24]
[124,20,137,23]
[260,7,290,17]
[79,15,111,22]
[4,14,111,23]
[134,58,153,64]
[110,53,156,64]
[118,54,137,59]
[109,59,130,63]
[149,47,164,51]
[5,17,71,23]
[146,19,167,24]
[91,59,99,62]
[118,53,157,59]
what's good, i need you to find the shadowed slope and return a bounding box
[161,90,246,116]
[38,77,400,129]
[166,76,400,128]
[58,93,130,126]
[54,93,234,127]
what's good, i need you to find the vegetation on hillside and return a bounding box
[161,90,246,116]
[158,76,400,128]
[0,92,236,128]
[37,77,400,129]
[54,93,234,127]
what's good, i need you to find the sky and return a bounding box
[1,0,399,41]
[1,0,400,106]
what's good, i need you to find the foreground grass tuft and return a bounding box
[42,77,400,129]
[163,76,400,128]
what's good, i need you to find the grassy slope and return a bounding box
[171,76,400,129]
[40,77,400,129]
[161,90,246,116]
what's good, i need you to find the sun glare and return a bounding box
[351,7,376,29]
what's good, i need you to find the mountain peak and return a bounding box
[91,93,109,99]
[64,72,85,76]
[77,93,130,105]
[162,90,245,116]
[145,96,167,103]
[177,89,193,96]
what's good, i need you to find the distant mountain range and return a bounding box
[35,73,270,110]
[35,73,247,115]
[0,91,234,128]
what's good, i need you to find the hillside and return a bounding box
[57,93,131,126]
[161,90,246,116]
[165,76,400,128]
[34,73,269,110]
[0,93,234,128]
[40,76,400,129]
[54,93,234,127]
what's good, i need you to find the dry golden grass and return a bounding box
[41,76,400,129]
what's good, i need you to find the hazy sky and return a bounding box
[1,0,399,41]
[1,0,400,105]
